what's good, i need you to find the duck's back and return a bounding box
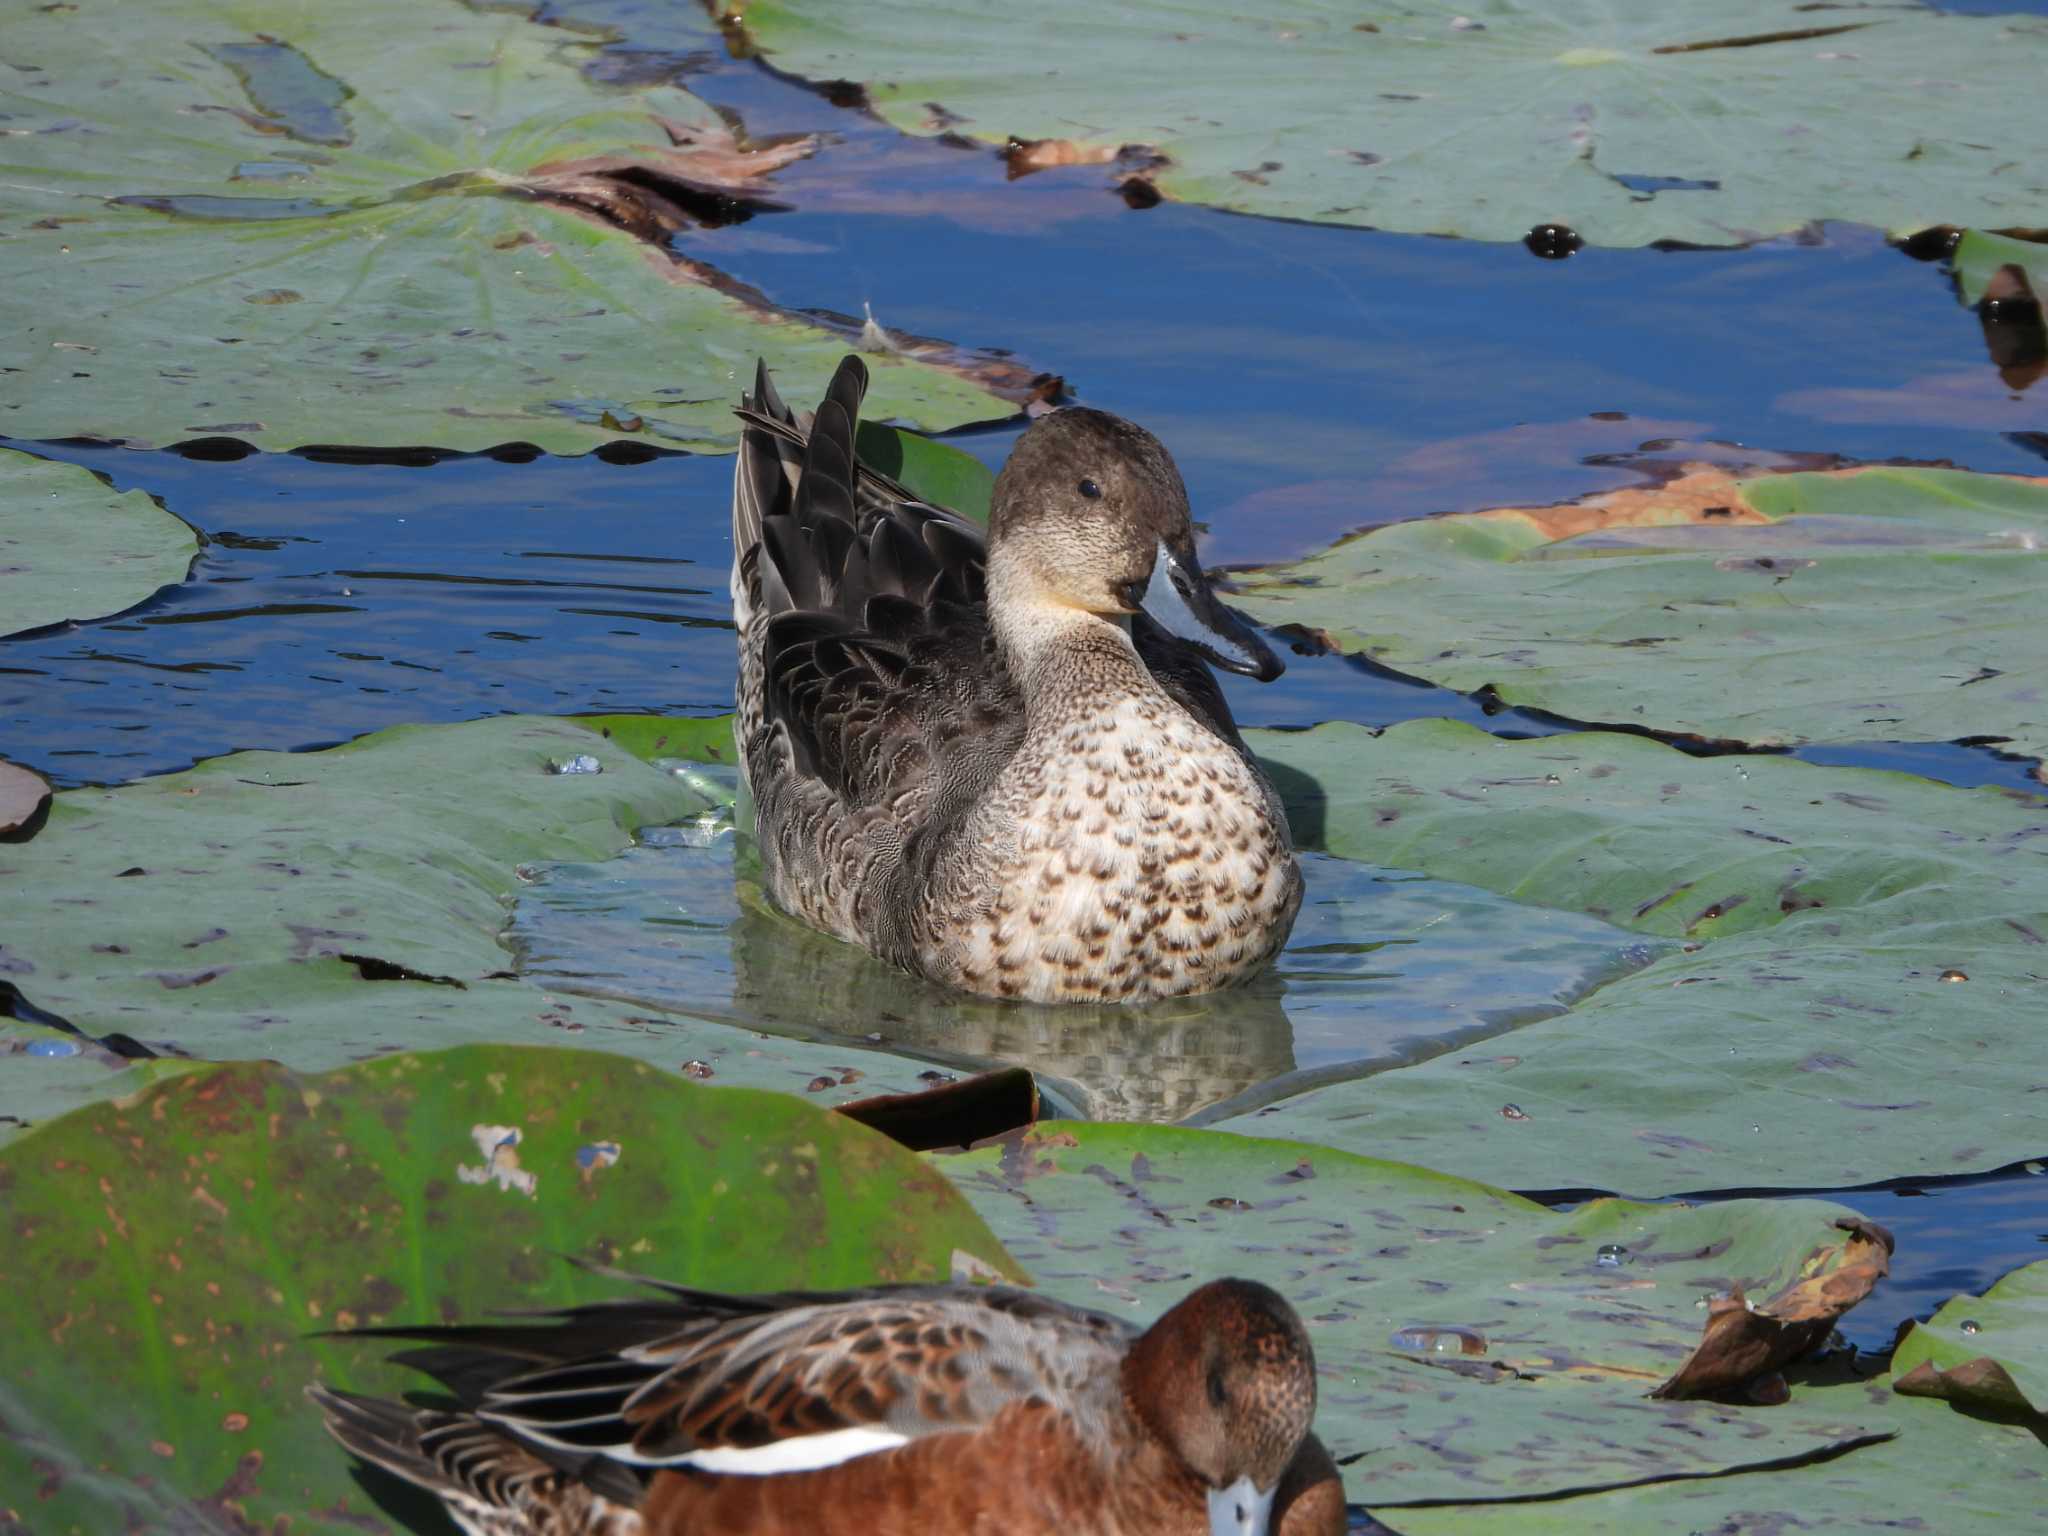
[731,359,1025,961]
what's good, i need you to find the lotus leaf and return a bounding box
[1892,1258,2048,1418]
[0,1045,1012,1533]
[942,1121,1887,1505]
[0,449,199,638]
[1387,1359,2045,1534]
[1230,466,2048,779]
[1213,721,2048,1196]
[0,0,1011,452]
[0,715,986,1140]
[734,0,2048,248]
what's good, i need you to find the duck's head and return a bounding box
[989,408,1283,681]
[1124,1278,1320,1535]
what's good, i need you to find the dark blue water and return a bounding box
[4,0,2044,1385]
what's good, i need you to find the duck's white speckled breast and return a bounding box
[930,694,1301,1003]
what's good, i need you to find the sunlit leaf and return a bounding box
[1893,1258,2048,1418]
[0,716,987,1138]
[1387,1357,2042,1534]
[1231,466,2048,779]
[734,0,2048,248]
[1215,721,2048,1196]
[0,449,198,638]
[0,0,1015,452]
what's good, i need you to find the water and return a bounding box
[508,766,1660,1121]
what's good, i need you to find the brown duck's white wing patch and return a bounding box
[476,1289,1132,1475]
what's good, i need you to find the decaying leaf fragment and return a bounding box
[1653,1217,1893,1399]
[0,759,51,837]
[1893,1354,2037,1416]
[523,118,819,246]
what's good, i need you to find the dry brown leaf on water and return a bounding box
[1003,136,1120,178]
[0,759,51,838]
[1475,465,1777,541]
[1652,1217,1894,1400]
[519,117,819,246]
[650,116,819,188]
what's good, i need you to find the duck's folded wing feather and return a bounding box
[456,1286,1132,1472]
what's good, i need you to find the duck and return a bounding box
[731,356,1303,1005]
[310,1272,1347,1535]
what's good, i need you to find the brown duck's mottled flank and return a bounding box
[731,355,1302,1004]
[310,1274,1345,1535]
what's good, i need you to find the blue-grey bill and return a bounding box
[1139,542,1283,681]
[1208,1475,1277,1536]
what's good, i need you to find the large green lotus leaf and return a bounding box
[1387,1362,2045,1535]
[1212,721,2048,1196]
[1231,467,2048,778]
[0,0,1009,452]
[1892,1259,2048,1418]
[942,1121,1887,1505]
[0,1045,1014,1534]
[0,448,198,637]
[734,0,2048,249]
[0,715,987,1140]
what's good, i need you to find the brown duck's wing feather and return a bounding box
[456,1284,1134,1470]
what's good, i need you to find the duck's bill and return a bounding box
[1207,1476,1277,1536]
[1140,542,1284,682]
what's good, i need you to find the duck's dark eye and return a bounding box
[1078,477,1102,500]
[1206,1366,1229,1409]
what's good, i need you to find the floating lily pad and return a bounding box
[1213,721,2048,1196]
[1231,466,2048,779]
[0,0,1014,452]
[0,449,198,638]
[1386,1358,2046,1534]
[0,1045,1013,1534]
[735,0,2048,248]
[0,716,992,1140]
[942,1121,1886,1505]
[1893,1259,2048,1418]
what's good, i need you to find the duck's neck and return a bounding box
[987,548,1149,719]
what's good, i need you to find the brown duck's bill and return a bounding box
[1140,541,1285,682]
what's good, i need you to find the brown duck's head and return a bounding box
[989,408,1283,682]
[1123,1277,1320,1534]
